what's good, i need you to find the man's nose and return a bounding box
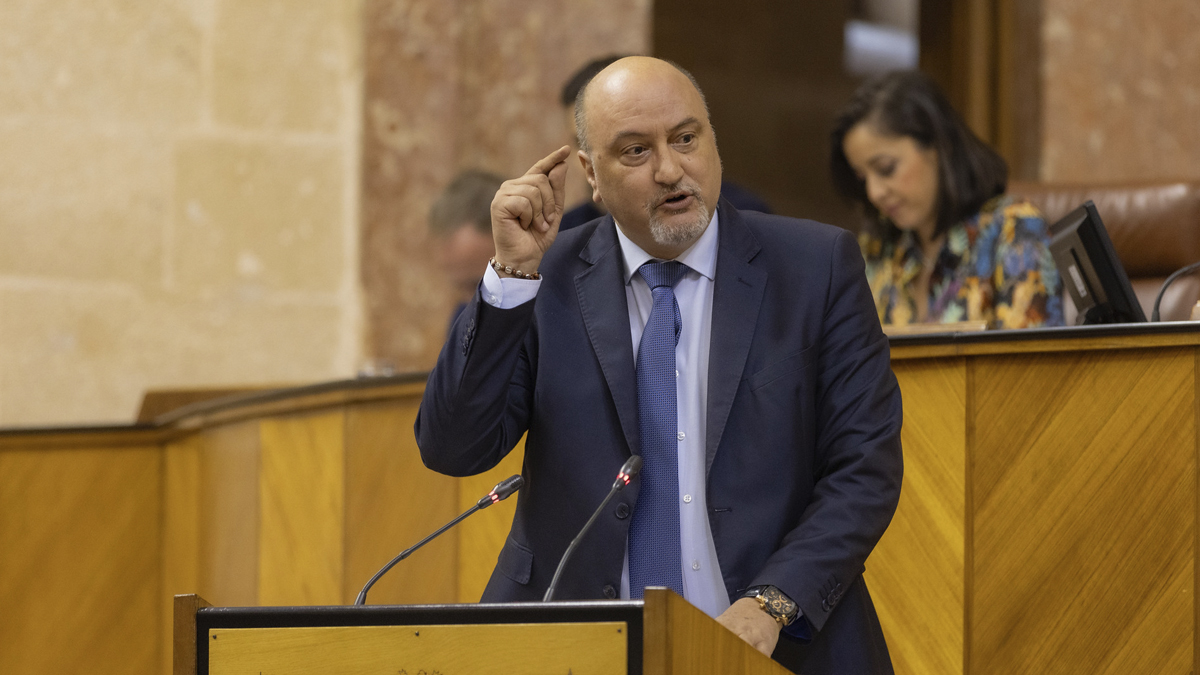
[653,149,685,185]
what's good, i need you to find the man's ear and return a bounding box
[578,150,603,205]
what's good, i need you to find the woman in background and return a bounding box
[830,70,1063,329]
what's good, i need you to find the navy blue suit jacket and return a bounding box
[416,201,903,674]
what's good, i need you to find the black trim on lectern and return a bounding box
[195,601,645,675]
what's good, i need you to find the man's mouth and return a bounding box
[658,190,694,209]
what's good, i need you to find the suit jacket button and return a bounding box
[603,584,617,599]
[615,503,631,519]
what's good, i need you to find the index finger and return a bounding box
[524,145,572,178]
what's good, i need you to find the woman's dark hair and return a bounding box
[830,70,1008,242]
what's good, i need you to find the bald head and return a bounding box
[574,57,710,155]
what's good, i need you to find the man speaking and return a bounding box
[416,56,903,674]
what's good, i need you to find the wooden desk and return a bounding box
[2,323,1197,675]
[869,322,1200,675]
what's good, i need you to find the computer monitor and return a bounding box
[1048,200,1146,324]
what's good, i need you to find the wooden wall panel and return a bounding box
[919,0,1043,179]
[867,358,967,675]
[259,411,346,606]
[162,433,202,675]
[0,445,161,675]
[198,421,261,607]
[456,442,525,603]
[343,398,459,605]
[971,348,1195,674]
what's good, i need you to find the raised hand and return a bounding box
[490,146,570,277]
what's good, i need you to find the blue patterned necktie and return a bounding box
[629,260,687,598]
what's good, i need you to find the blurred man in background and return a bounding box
[428,169,505,324]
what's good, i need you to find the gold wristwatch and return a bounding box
[743,585,798,626]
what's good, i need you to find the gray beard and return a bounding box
[647,190,710,249]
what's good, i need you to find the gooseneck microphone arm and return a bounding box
[1151,260,1200,321]
[543,455,642,602]
[354,474,523,606]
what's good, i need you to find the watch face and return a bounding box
[758,587,797,622]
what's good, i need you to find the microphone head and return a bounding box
[493,474,524,500]
[478,474,525,509]
[613,455,642,490]
[622,455,643,477]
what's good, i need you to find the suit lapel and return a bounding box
[576,218,640,456]
[706,203,765,474]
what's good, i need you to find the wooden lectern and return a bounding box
[174,589,793,675]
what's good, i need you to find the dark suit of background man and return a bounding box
[416,56,903,674]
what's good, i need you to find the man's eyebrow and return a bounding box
[608,117,702,146]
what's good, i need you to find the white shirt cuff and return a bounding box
[481,264,541,309]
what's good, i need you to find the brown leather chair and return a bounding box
[1009,180,1200,322]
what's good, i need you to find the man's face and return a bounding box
[579,58,722,259]
[435,225,495,304]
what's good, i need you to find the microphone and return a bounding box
[543,455,642,602]
[355,474,523,605]
[1151,260,1200,321]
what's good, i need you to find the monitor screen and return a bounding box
[1048,200,1146,324]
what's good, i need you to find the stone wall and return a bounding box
[0,1,365,426]
[0,0,650,427]
[1041,0,1200,181]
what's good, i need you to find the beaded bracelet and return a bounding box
[489,257,541,280]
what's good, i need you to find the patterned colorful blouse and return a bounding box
[860,196,1064,329]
